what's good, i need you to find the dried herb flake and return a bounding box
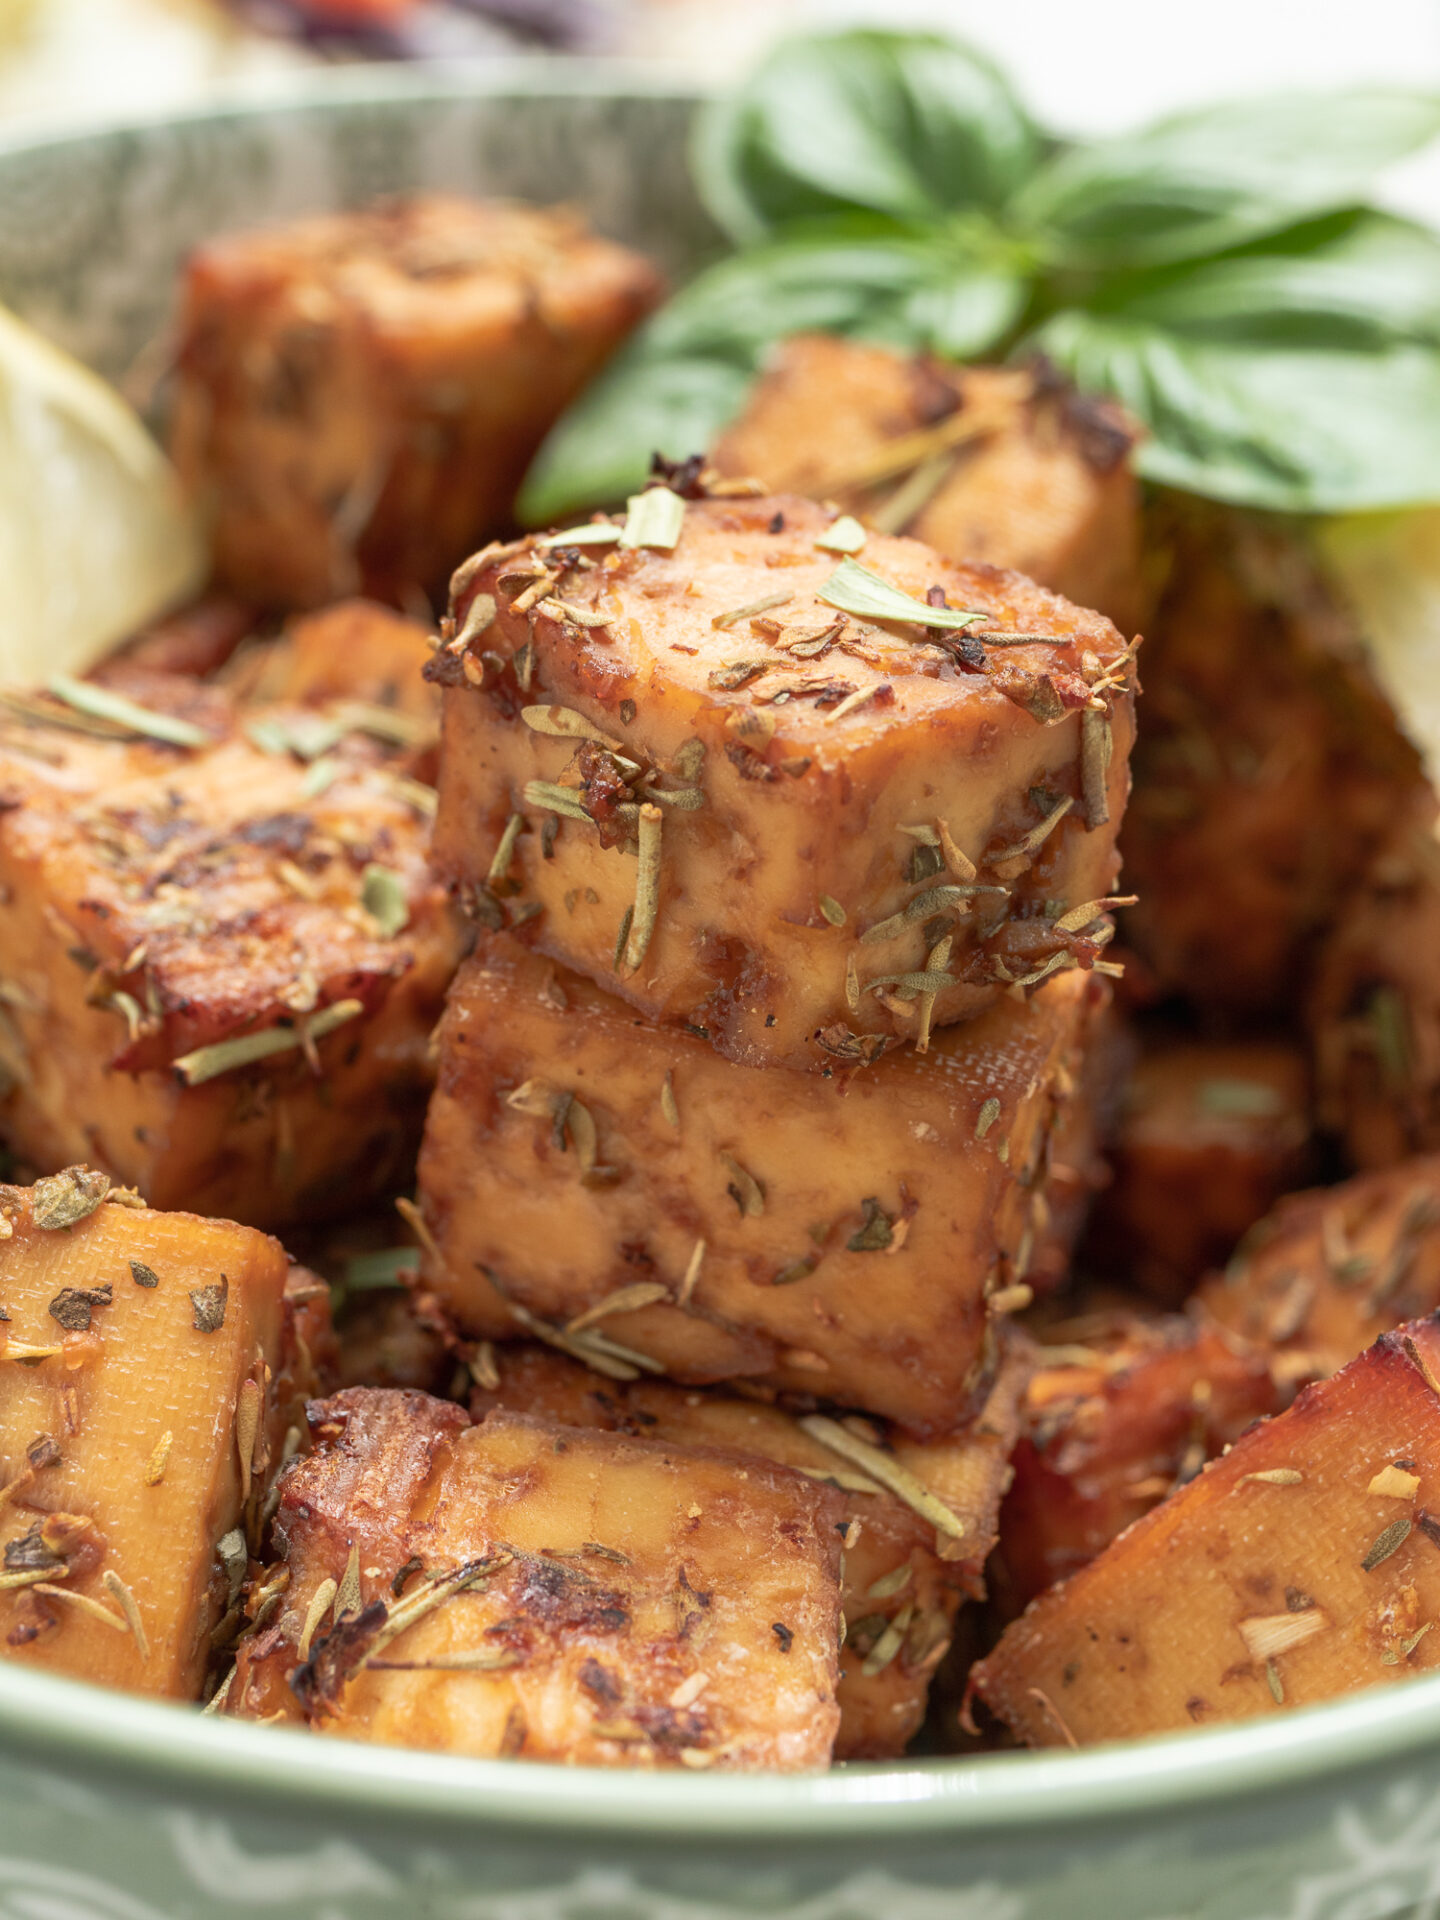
[31,1167,110,1231]
[1363,1515,1413,1571]
[190,1277,229,1334]
[47,1285,112,1333]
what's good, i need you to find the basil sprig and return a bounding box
[520,30,1440,524]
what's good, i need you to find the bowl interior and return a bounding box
[1,70,1437,1836]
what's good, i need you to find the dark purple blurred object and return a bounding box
[224,0,612,58]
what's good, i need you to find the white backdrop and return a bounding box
[2,0,1439,226]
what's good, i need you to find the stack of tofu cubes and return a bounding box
[398,479,1138,1756]
[418,484,1135,1425]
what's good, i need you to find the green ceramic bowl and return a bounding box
[4,71,1440,1920]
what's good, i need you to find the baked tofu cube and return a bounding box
[991,1304,1280,1618]
[0,666,461,1228]
[974,1317,1440,1745]
[1197,1157,1440,1381]
[1308,796,1440,1169]
[466,1337,1028,1758]
[1084,1039,1313,1304]
[233,598,440,783]
[104,595,257,681]
[712,337,1143,632]
[1026,992,1128,1294]
[430,490,1136,1069]
[0,1171,290,1698]
[417,940,1104,1431]
[228,1389,845,1770]
[1122,498,1426,1019]
[171,196,663,609]
[250,598,437,720]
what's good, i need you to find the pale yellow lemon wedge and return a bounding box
[1321,507,1440,789]
[0,303,206,684]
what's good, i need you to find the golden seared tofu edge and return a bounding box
[229,1390,846,1771]
[429,491,1136,1070]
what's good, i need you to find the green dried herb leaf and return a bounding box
[520,705,623,749]
[861,881,998,945]
[907,842,946,884]
[622,805,664,973]
[47,675,211,750]
[815,515,868,555]
[848,1197,896,1252]
[1362,1515,1413,1571]
[173,999,364,1087]
[711,592,793,630]
[523,780,594,825]
[647,785,706,810]
[867,969,957,996]
[975,1097,1001,1138]
[361,865,409,939]
[566,1281,671,1333]
[819,895,847,927]
[300,757,342,800]
[673,739,707,783]
[619,487,687,552]
[799,1415,966,1543]
[538,521,624,547]
[989,794,1074,862]
[866,1563,914,1601]
[817,558,985,632]
[772,1255,818,1286]
[721,1151,765,1218]
[1081,709,1113,826]
[30,1166,110,1231]
[487,812,525,887]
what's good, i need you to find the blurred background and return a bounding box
[2,0,1439,230]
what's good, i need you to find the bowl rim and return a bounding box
[3,1655,1440,1839]
[0,52,713,162]
[4,78,1440,1840]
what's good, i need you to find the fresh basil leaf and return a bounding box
[1089,212,1440,351]
[519,356,750,526]
[693,29,1041,245]
[519,237,1025,522]
[1035,306,1440,512]
[1015,91,1440,270]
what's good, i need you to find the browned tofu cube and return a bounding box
[0,666,461,1228]
[973,1316,1440,1745]
[1084,1038,1314,1303]
[235,598,441,783]
[466,1337,1028,1758]
[1308,796,1440,1169]
[712,337,1143,632]
[171,195,663,609]
[1197,1156,1440,1381]
[1122,498,1426,1019]
[0,1171,291,1698]
[103,595,258,681]
[228,1389,845,1770]
[990,1302,1280,1618]
[417,940,1104,1431]
[430,490,1136,1069]
[251,598,438,718]
[1025,992,1130,1294]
